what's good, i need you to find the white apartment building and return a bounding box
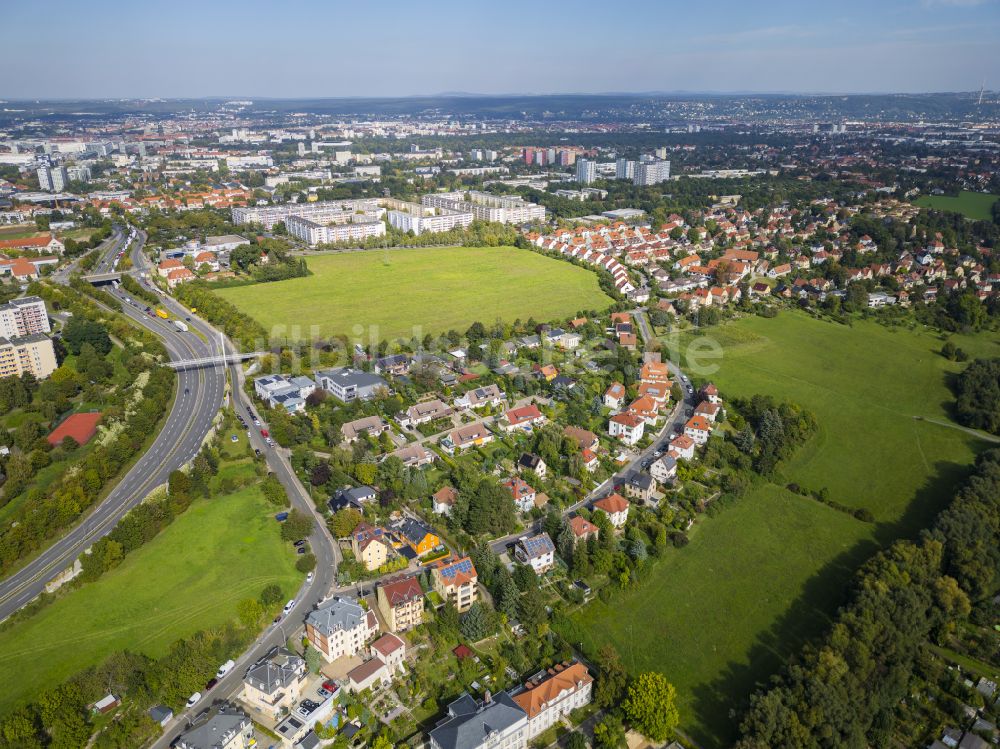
[575,159,596,184]
[615,158,635,180]
[232,198,380,229]
[421,190,545,225]
[386,200,473,235]
[287,212,386,246]
[633,159,671,186]
[0,296,50,339]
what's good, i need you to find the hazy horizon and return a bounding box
[2,0,998,100]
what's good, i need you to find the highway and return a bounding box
[125,247,341,748]
[0,230,226,622]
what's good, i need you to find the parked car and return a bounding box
[306,571,314,583]
[275,512,289,522]
[293,539,306,547]
[296,547,307,555]
[205,678,218,690]
[216,660,235,678]
[186,693,201,709]
[254,448,262,457]
[322,680,337,692]
[283,599,295,614]
[260,429,269,438]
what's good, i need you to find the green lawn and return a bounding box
[565,486,878,748]
[0,225,44,240]
[567,312,1000,746]
[914,190,999,221]
[0,486,300,716]
[215,246,613,342]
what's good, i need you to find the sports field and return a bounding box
[914,190,999,221]
[568,312,1000,746]
[214,247,613,342]
[0,486,300,716]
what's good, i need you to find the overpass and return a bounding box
[83,271,122,286]
[164,351,266,370]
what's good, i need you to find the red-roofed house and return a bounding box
[499,404,546,433]
[684,415,712,445]
[592,493,630,528]
[603,382,626,410]
[166,267,196,288]
[569,516,599,545]
[512,661,593,740]
[432,557,478,612]
[608,412,645,445]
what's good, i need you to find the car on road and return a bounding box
[205,678,218,690]
[260,429,269,438]
[186,693,201,709]
[254,448,262,457]
[687,385,694,394]
[283,599,295,614]
[306,571,314,583]
[253,418,261,427]
[266,437,275,446]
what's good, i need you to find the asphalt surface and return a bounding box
[0,230,226,622]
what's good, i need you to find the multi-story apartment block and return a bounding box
[0,296,50,338]
[286,210,385,246]
[377,575,425,632]
[232,198,381,230]
[384,198,474,235]
[304,596,378,663]
[511,661,593,740]
[431,557,478,612]
[0,334,57,380]
[633,159,671,186]
[421,191,545,225]
[575,159,596,184]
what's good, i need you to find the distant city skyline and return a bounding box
[1,0,998,99]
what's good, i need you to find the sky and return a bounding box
[1,0,999,99]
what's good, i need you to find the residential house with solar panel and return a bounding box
[513,533,556,575]
[431,557,478,612]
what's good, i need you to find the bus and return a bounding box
[155,309,170,319]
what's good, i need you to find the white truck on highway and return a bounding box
[173,320,188,332]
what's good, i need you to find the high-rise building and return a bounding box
[633,160,671,186]
[0,334,58,380]
[575,159,596,185]
[38,164,68,192]
[0,296,51,339]
[615,159,635,180]
[66,165,91,183]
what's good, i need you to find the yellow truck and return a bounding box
[155,308,169,319]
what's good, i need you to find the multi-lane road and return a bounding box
[0,230,226,622]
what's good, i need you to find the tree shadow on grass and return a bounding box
[685,535,879,748]
[686,459,976,748]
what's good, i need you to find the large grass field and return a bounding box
[215,247,613,342]
[565,486,878,748]
[568,312,1000,746]
[914,190,999,221]
[0,486,300,716]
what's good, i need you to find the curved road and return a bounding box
[0,230,226,621]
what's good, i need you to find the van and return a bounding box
[185,692,201,709]
[216,660,236,679]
